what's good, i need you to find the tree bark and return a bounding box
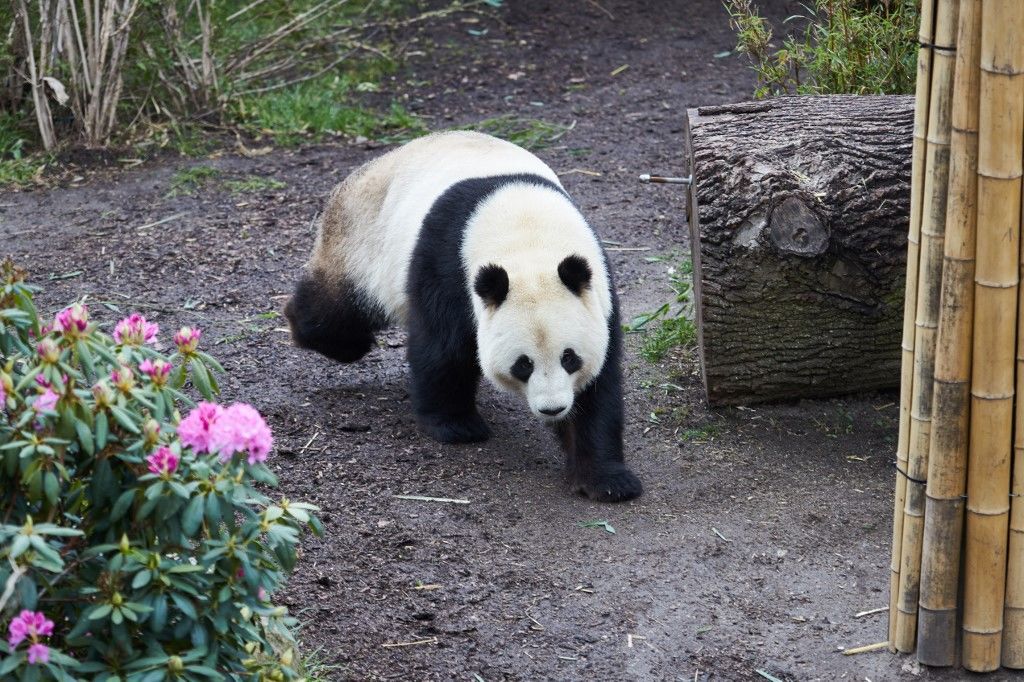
[684,95,914,405]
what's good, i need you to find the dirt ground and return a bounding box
[1,1,985,679]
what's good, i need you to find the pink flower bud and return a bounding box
[139,358,172,386]
[111,365,135,393]
[113,313,159,346]
[146,446,179,476]
[91,380,115,407]
[36,338,60,364]
[174,327,202,354]
[143,418,161,446]
[53,303,88,336]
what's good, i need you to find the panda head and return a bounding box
[473,254,609,424]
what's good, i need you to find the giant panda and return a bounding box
[285,131,642,502]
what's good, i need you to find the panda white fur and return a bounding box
[285,131,642,502]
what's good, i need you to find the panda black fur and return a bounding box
[285,131,642,502]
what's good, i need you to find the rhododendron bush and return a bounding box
[0,260,322,681]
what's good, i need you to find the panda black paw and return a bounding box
[418,412,491,444]
[572,466,643,503]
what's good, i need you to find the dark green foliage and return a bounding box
[726,0,919,97]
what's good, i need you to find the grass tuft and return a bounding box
[627,257,697,363]
[225,176,287,193]
[231,74,425,145]
[459,115,574,151]
[168,165,221,196]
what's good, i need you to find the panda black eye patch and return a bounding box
[561,348,582,374]
[511,355,534,382]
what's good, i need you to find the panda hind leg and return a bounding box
[284,274,383,363]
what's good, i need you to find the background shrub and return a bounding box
[0,259,322,681]
[726,0,919,98]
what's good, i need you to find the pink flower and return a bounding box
[33,389,59,413]
[36,338,60,364]
[113,313,158,346]
[178,402,225,454]
[53,303,88,335]
[0,380,5,410]
[174,327,202,354]
[146,446,179,476]
[209,403,273,465]
[27,643,49,664]
[7,610,54,649]
[258,587,268,602]
[139,358,172,386]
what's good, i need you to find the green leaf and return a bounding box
[111,489,136,521]
[0,654,23,676]
[171,593,198,620]
[43,470,59,506]
[168,481,190,499]
[10,533,30,558]
[131,569,152,589]
[111,607,124,625]
[285,506,309,523]
[182,494,205,535]
[88,603,113,620]
[96,411,109,449]
[76,339,97,379]
[578,519,616,534]
[189,358,214,400]
[74,418,95,456]
[110,405,140,434]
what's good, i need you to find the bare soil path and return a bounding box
[3,1,964,679]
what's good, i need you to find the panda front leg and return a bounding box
[407,315,491,444]
[558,327,643,503]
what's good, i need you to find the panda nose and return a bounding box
[540,406,566,416]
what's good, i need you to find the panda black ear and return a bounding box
[558,254,592,295]
[474,264,509,307]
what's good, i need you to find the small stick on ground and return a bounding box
[712,527,732,543]
[854,606,889,619]
[381,637,438,648]
[841,641,890,656]
[393,494,470,504]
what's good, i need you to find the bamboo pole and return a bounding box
[962,0,1024,671]
[894,0,960,654]
[1004,9,1024,665]
[890,0,939,648]
[916,0,981,666]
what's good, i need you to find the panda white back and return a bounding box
[313,131,562,324]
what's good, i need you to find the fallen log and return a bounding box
[684,95,914,405]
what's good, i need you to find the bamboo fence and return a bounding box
[890,0,1024,672]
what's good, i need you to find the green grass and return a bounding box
[680,424,720,442]
[627,257,697,363]
[0,111,48,187]
[231,74,425,145]
[225,176,287,193]
[459,115,574,151]
[168,165,221,196]
[640,316,697,364]
[726,0,918,97]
